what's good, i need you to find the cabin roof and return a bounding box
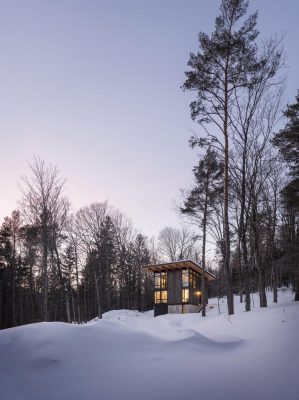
[143,260,216,281]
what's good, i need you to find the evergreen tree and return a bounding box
[273,92,299,300]
[132,234,150,310]
[0,211,22,328]
[273,91,299,207]
[181,148,223,316]
[98,215,117,311]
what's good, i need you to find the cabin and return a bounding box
[143,260,216,316]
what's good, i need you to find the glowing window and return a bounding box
[154,273,160,289]
[161,291,167,303]
[182,288,189,303]
[154,291,160,303]
[161,272,167,289]
[190,270,195,289]
[182,269,189,288]
[155,271,167,289]
[155,290,168,304]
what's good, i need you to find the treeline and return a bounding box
[0,166,156,329]
[0,158,207,330]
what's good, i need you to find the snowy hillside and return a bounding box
[0,289,298,400]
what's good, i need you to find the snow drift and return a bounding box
[0,289,298,400]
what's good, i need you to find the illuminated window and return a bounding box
[154,273,160,289]
[182,269,189,288]
[161,291,167,303]
[190,270,197,289]
[182,288,189,303]
[189,271,193,288]
[161,272,167,289]
[154,291,161,303]
[155,290,168,304]
[155,271,167,289]
[154,272,168,304]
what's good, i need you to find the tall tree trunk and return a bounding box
[201,191,208,317]
[252,198,267,308]
[272,263,278,303]
[11,229,18,326]
[239,130,251,311]
[42,235,48,322]
[295,264,299,301]
[223,68,234,315]
[73,240,81,323]
[92,259,102,319]
[242,242,251,312]
[54,244,72,323]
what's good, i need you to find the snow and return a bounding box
[0,289,298,400]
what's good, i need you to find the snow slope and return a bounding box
[0,289,298,400]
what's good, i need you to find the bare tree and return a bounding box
[75,202,110,319]
[229,37,284,311]
[20,157,67,321]
[157,226,198,262]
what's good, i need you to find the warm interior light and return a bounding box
[196,291,202,296]
[182,288,189,303]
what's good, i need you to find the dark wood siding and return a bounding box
[167,270,175,304]
[167,270,182,304]
[154,303,168,317]
[189,276,209,305]
[189,271,202,305]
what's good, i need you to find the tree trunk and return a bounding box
[201,185,209,317]
[223,59,234,315]
[224,108,234,315]
[42,237,48,322]
[295,266,299,301]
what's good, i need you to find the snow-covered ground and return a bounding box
[0,289,298,400]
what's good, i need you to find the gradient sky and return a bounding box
[0,0,298,237]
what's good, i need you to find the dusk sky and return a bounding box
[1,0,298,237]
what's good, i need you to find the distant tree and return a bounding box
[19,224,39,322]
[75,202,110,319]
[98,215,116,311]
[131,233,150,310]
[20,157,67,321]
[65,220,82,323]
[0,211,22,327]
[158,226,198,262]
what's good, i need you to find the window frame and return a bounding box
[154,271,168,304]
[182,268,189,288]
[154,271,167,289]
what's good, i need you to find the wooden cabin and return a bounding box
[143,260,216,316]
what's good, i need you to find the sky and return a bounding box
[0,0,298,238]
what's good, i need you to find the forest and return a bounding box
[0,0,298,329]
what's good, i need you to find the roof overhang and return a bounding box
[143,260,216,281]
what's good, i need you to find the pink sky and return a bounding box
[0,0,298,237]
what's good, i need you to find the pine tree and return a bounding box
[183,0,270,314]
[132,234,150,310]
[273,92,299,207]
[181,148,223,316]
[273,92,299,300]
[98,215,116,311]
